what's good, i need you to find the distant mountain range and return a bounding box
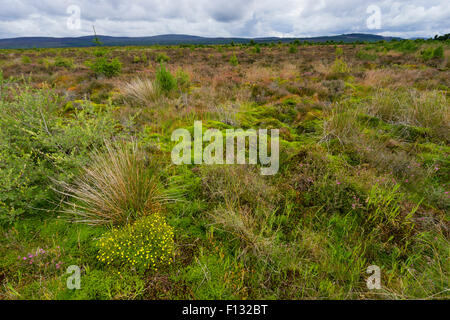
[0,33,402,49]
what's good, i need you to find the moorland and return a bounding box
[0,38,448,299]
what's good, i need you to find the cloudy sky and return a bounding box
[0,0,449,39]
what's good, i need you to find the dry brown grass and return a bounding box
[56,141,167,226]
[122,77,161,105]
[366,89,449,140]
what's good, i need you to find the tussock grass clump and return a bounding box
[366,89,449,141]
[123,77,161,104]
[200,165,281,257]
[123,67,190,104]
[58,141,167,226]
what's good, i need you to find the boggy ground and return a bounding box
[0,40,449,299]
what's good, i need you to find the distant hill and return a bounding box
[0,33,401,49]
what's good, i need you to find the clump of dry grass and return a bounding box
[123,77,161,105]
[211,203,277,257]
[322,103,359,144]
[366,89,449,141]
[56,141,167,226]
[200,165,281,258]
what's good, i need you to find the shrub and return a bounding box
[132,55,141,64]
[420,47,435,61]
[97,213,174,271]
[175,68,190,92]
[432,45,444,59]
[155,63,177,94]
[88,57,122,78]
[392,40,419,53]
[229,54,239,66]
[289,44,297,54]
[356,50,377,61]
[21,56,32,64]
[54,57,73,69]
[155,52,170,63]
[58,141,167,226]
[93,48,107,57]
[330,57,349,76]
[0,87,117,224]
[420,46,443,62]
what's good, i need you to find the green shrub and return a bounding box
[21,56,32,64]
[87,57,122,78]
[432,45,444,59]
[93,48,107,57]
[155,63,177,94]
[289,45,297,54]
[54,57,73,69]
[420,47,435,61]
[155,52,170,63]
[141,52,148,64]
[420,46,443,61]
[229,54,239,66]
[97,213,174,271]
[356,50,377,61]
[175,68,190,92]
[392,40,419,53]
[0,88,118,224]
[331,57,349,75]
[132,55,141,64]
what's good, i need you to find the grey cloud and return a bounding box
[0,0,448,39]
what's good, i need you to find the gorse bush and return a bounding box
[97,213,174,271]
[58,141,168,226]
[87,57,122,78]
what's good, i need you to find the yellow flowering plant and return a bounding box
[97,213,174,271]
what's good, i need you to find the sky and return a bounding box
[0,0,449,39]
